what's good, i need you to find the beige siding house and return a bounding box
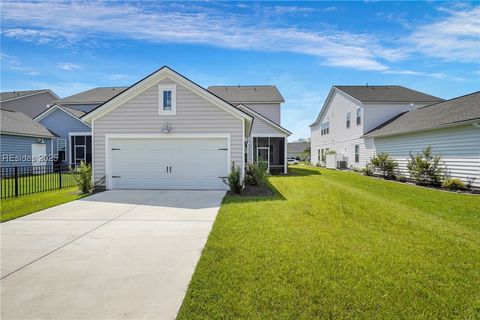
[81,67,290,190]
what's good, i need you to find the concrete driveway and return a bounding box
[1,190,225,320]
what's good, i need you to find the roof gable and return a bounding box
[34,104,91,128]
[82,67,253,129]
[365,91,480,137]
[310,87,360,127]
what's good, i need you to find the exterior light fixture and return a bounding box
[161,123,172,133]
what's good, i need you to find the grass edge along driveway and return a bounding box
[178,166,480,319]
[1,186,85,222]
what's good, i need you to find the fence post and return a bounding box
[59,165,62,189]
[14,166,18,197]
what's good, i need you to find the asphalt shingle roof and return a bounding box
[365,91,480,137]
[1,109,55,138]
[335,85,443,103]
[62,106,86,118]
[207,85,285,103]
[56,87,128,105]
[0,89,51,101]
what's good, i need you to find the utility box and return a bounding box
[326,154,336,169]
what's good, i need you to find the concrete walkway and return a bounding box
[1,190,225,320]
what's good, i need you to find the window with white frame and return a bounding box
[318,149,321,162]
[321,121,330,135]
[354,144,360,163]
[356,108,362,125]
[159,85,176,115]
[56,139,66,163]
[346,112,351,128]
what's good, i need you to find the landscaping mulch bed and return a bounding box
[227,183,274,197]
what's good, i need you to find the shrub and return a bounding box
[407,146,443,185]
[369,153,397,179]
[71,161,93,194]
[362,164,374,176]
[224,162,242,194]
[245,160,268,185]
[442,178,467,191]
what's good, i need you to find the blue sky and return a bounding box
[1,1,479,140]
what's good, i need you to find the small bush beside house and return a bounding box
[224,162,242,194]
[71,161,93,194]
[244,160,268,186]
[369,153,397,179]
[407,146,443,186]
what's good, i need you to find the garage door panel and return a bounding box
[109,138,228,190]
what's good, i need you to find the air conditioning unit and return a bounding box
[337,161,348,169]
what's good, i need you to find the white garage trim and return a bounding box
[105,133,231,190]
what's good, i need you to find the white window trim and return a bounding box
[57,138,66,151]
[356,108,362,125]
[354,144,360,163]
[158,84,176,115]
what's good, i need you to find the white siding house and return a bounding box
[310,86,443,169]
[366,92,480,188]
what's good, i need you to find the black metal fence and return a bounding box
[0,164,78,199]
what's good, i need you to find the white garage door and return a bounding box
[109,137,229,190]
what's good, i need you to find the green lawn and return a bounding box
[178,166,480,319]
[1,172,76,198]
[0,186,85,222]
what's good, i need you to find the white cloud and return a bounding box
[1,1,477,74]
[0,1,393,71]
[407,6,480,63]
[57,62,81,70]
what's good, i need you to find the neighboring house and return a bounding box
[0,109,55,167]
[287,142,310,160]
[80,66,289,190]
[0,89,59,118]
[310,85,443,168]
[208,85,291,173]
[365,91,480,188]
[33,87,126,165]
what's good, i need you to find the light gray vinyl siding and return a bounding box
[93,77,244,185]
[38,109,91,163]
[244,103,281,125]
[0,134,53,166]
[1,91,57,118]
[375,124,480,187]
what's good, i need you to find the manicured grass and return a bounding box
[1,172,76,198]
[178,166,480,319]
[0,186,85,222]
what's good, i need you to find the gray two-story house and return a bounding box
[34,87,126,165]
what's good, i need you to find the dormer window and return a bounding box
[159,85,176,115]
